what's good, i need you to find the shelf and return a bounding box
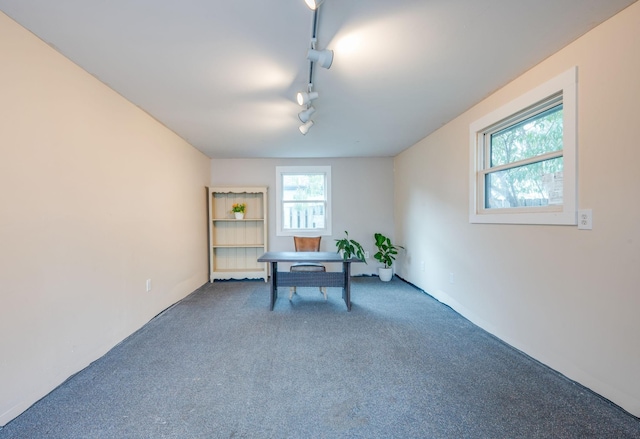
[212,218,264,222]
[212,244,264,248]
[208,187,266,195]
[207,186,268,282]
[213,268,268,273]
[211,270,267,281]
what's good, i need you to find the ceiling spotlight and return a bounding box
[307,49,333,69]
[296,91,319,106]
[304,0,325,10]
[299,120,314,135]
[298,106,316,123]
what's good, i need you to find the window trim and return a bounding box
[276,165,332,237]
[469,67,577,225]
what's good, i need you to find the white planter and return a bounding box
[378,267,393,282]
[234,212,244,220]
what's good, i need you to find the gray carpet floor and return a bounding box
[1,277,639,438]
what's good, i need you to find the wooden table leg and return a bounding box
[270,262,278,310]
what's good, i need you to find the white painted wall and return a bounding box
[211,158,395,276]
[0,12,211,425]
[3,0,637,426]
[394,3,640,416]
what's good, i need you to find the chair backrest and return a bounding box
[293,236,321,252]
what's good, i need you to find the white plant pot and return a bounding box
[234,212,244,220]
[378,267,393,282]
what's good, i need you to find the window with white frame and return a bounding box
[469,67,577,225]
[276,166,331,236]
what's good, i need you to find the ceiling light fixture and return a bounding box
[296,1,332,134]
[298,106,316,123]
[296,90,319,106]
[304,0,325,10]
[307,48,333,69]
[299,120,314,135]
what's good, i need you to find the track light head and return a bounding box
[296,91,319,106]
[307,49,333,69]
[298,106,316,123]
[304,0,325,10]
[299,120,314,135]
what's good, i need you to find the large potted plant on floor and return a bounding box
[335,231,367,262]
[373,232,404,281]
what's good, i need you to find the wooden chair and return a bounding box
[289,236,327,301]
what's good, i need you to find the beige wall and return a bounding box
[395,3,640,416]
[3,0,638,426]
[211,158,395,276]
[0,13,211,425]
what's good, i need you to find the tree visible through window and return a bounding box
[485,99,564,209]
[282,173,326,230]
[469,67,577,225]
[276,166,331,236]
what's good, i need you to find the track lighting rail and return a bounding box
[297,3,333,135]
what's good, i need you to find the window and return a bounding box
[469,67,577,225]
[276,166,331,236]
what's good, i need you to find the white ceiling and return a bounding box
[0,0,636,159]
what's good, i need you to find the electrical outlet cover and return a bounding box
[578,209,593,230]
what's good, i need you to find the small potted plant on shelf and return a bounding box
[335,231,367,262]
[373,232,404,281]
[231,203,246,219]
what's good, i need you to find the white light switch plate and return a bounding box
[578,209,593,230]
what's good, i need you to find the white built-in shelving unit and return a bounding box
[207,186,268,282]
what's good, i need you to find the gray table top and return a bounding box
[257,251,362,263]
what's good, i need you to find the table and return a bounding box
[257,251,362,311]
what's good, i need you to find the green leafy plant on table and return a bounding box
[335,231,367,262]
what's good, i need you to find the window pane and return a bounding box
[282,174,325,201]
[490,104,563,167]
[282,202,325,230]
[485,157,564,209]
